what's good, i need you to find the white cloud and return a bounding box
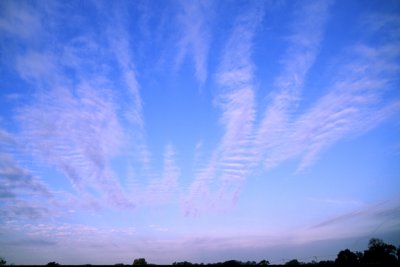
[15,51,61,86]
[175,0,213,84]
[302,198,400,243]
[16,83,132,208]
[108,33,143,129]
[0,134,53,221]
[262,39,400,172]
[142,144,180,204]
[184,4,264,215]
[255,0,333,168]
[0,1,42,39]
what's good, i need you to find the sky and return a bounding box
[0,0,400,265]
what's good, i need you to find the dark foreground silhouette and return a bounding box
[1,238,399,266]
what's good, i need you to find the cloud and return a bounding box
[263,39,400,172]
[141,144,181,204]
[16,83,134,208]
[255,0,332,168]
[0,136,52,221]
[255,2,400,172]
[1,0,399,221]
[104,2,153,172]
[0,222,136,253]
[108,31,144,129]
[183,1,400,215]
[184,3,264,215]
[0,1,42,39]
[2,0,190,214]
[311,198,400,230]
[175,0,212,84]
[1,1,158,210]
[297,198,400,246]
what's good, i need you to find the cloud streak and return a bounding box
[175,0,212,84]
[255,0,333,169]
[1,0,399,225]
[184,3,264,215]
[16,83,132,207]
[263,34,400,171]
[0,130,52,221]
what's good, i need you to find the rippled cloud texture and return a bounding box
[0,0,399,264]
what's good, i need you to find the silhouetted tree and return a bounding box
[317,260,334,265]
[0,257,6,266]
[397,246,400,263]
[355,251,363,263]
[172,261,193,265]
[133,258,147,265]
[257,259,270,265]
[285,259,301,265]
[222,260,242,265]
[47,262,60,266]
[362,238,397,264]
[335,249,359,265]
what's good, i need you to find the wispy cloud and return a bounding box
[297,198,400,246]
[2,0,191,215]
[142,144,180,204]
[255,2,400,173]
[1,0,399,225]
[16,83,132,207]
[0,1,42,39]
[255,0,332,169]
[184,3,264,215]
[263,36,400,172]
[175,0,212,84]
[104,2,153,174]
[311,198,400,230]
[15,51,60,86]
[2,0,165,211]
[0,131,52,221]
[108,31,144,129]
[184,0,332,214]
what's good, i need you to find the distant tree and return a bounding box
[362,238,397,264]
[0,257,6,266]
[258,259,270,265]
[285,259,301,265]
[355,251,363,262]
[133,258,147,265]
[397,246,400,262]
[172,261,193,265]
[47,262,60,266]
[335,249,359,265]
[316,260,334,265]
[221,260,242,265]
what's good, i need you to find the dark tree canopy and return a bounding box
[133,258,148,265]
[335,249,359,265]
[362,238,397,264]
[172,261,193,265]
[258,259,270,265]
[285,259,301,265]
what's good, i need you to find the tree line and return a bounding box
[0,238,399,266]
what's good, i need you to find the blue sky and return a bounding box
[1,0,400,264]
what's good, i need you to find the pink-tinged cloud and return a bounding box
[184,4,264,216]
[175,0,213,84]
